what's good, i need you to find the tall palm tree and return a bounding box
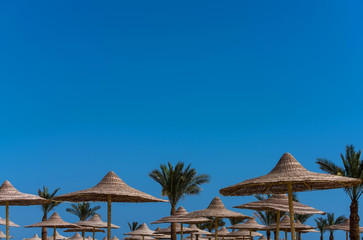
[315,217,328,240]
[38,187,61,240]
[316,145,363,240]
[149,161,210,240]
[326,213,346,240]
[66,202,101,221]
[128,222,141,231]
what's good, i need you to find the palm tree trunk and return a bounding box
[170,206,177,240]
[42,214,47,240]
[266,231,270,240]
[329,231,334,240]
[320,232,323,240]
[350,199,360,240]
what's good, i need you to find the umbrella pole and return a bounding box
[287,183,296,240]
[107,195,111,240]
[284,231,287,240]
[181,223,183,240]
[82,230,85,240]
[275,211,280,240]
[346,230,348,240]
[93,227,95,240]
[6,201,9,240]
[249,230,252,240]
[191,234,193,240]
[214,218,218,240]
[54,227,56,240]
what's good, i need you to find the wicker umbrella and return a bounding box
[152,207,210,240]
[0,231,13,239]
[65,226,105,240]
[205,227,230,240]
[76,215,119,240]
[125,223,156,240]
[184,197,251,240]
[25,212,80,240]
[0,217,20,227]
[54,171,167,240]
[111,236,119,240]
[23,234,42,240]
[325,219,363,240]
[226,229,263,240]
[124,236,155,240]
[154,223,197,235]
[47,231,68,240]
[220,153,361,240]
[233,194,324,240]
[228,218,265,239]
[187,224,210,239]
[0,180,49,240]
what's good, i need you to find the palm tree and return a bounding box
[316,145,363,240]
[315,217,328,240]
[38,187,61,240]
[198,217,225,232]
[66,202,101,221]
[149,161,210,240]
[228,218,243,232]
[326,213,346,240]
[128,222,141,231]
[295,214,313,240]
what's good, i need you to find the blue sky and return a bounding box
[0,1,363,239]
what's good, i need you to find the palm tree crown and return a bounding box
[66,202,101,221]
[315,217,328,240]
[128,222,141,231]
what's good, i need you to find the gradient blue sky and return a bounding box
[1,1,363,239]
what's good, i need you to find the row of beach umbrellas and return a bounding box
[0,152,362,240]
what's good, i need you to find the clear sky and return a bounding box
[1,1,363,239]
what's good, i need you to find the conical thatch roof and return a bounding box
[154,223,197,234]
[68,233,83,240]
[205,227,230,236]
[184,197,251,219]
[54,171,167,203]
[47,231,68,240]
[0,181,49,205]
[111,236,119,240]
[183,236,209,240]
[220,153,362,196]
[0,217,20,227]
[125,223,155,236]
[187,224,210,235]
[263,216,314,231]
[324,219,363,232]
[228,218,265,230]
[64,227,105,233]
[25,212,80,228]
[76,215,119,229]
[124,236,155,240]
[257,236,267,240]
[0,231,13,239]
[299,229,319,233]
[226,230,263,237]
[23,234,41,240]
[152,207,210,224]
[233,194,325,215]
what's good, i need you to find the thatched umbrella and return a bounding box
[0,180,49,240]
[228,218,265,240]
[124,236,155,240]
[23,234,42,240]
[111,236,119,240]
[54,171,167,240]
[0,231,13,239]
[233,194,324,240]
[325,219,363,240]
[152,207,210,240]
[65,226,105,240]
[226,229,263,240]
[187,224,210,240]
[25,212,80,240]
[125,223,157,240]
[184,197,251,240]
[154,223,196,235]
[76,215,119,240]
[69,233,83,240]
[220,153,362,240]
[0,217,20,227]
[257,236,266,240]
[205,227,230,240]
[47,230,68,240]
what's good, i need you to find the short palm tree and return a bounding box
[38,187,61,240]
[316,145,363,240]
[295,214,313,240]
[315,217,328,240]
[66,202,101,221]
[198,217,225,232]
[149,161,210,240]
[228,218,243,232]
[326,213,346,240]
[128,222,141,231]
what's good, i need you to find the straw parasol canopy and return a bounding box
[263,216,314,231]
[76,215,119,240]
[125,223,158,240]
[220,153,362,240]
[0,181,50,240]
[228,218,265,240]
[0,217,20,227]
[205,227,231,240]
[23,234,41,240]
[325,219,363,240]
[184,197,251,240]
[154,223,197,234]
[124,236,155,240]
[226,229,263,238]
[257,236,266,240]
[152,207,210,240]
[25,212,80,240]
[54,171,167,240]
[187,224,210,235]
[0,231,13,239]
[47,230,68,240]
[111,236,119,240]
[64,227,105,233]
[69,233,84,240]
